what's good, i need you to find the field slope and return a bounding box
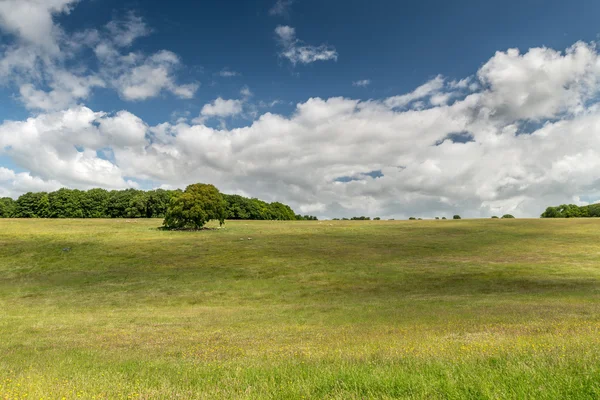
[1,219,600,398]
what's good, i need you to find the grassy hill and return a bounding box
[1,218,600,398]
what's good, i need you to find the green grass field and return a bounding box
[2,219,600,399]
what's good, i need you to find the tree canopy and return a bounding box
[540,204,600,218]
[163,184,227,230]
[0,185,314,221]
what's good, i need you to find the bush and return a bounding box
[435,217,439,220]
[491,216,499,219]
[442,217,447,220]
[453,215,461,220]
[501,214,515,219]
[163,184,226,230]
[374,217,381,221]
[409,217,416,220]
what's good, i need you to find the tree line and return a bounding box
[541,204,600,218]
[0,187,317,221]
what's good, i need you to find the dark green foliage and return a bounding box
[501,214,515,219]
[374,217,381,220]
[222,194,305,220]
[81,189,110,218]
[435,217,440,220]
[442,217,447,220]
[491,216,499,219]
[163,183,226,230]
[106,189,141,218]
[296,215,318,221]
[409,217,416,220]
[2,186,297,220]
[14,192,50,218]
[453,215,461,220]
[0,197,16,217]
[268,202,297,221]
[350,216,370,220]
[48,188,85,218]
[541,204,594,218]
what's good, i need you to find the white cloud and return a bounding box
[0,4,197,109]
[269,0,294,17]
[240,85,253,98]
[105,11,151,47]
[0,0,78,52]
[105,50,199,101]
[275,25,338,65]
[385,75,445,109]
[353,79,371,87]
[3,39,600,219]
[199,97,244,118]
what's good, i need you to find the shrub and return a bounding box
[442,217,447,220]
[409,217,416,220]
[453,215,461,220]
[501,214,515,219]
[491,216,499,219]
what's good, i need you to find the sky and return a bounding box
[1,0,600,219]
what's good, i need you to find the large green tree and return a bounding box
[163,184,227,229]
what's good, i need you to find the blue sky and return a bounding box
[1,0,600,218]
[6,0,595,125]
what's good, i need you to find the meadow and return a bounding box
[1,218,600,399]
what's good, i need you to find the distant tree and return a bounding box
[268,202,296,220]
[491,216,499,219]
[435,217,440,220]
[146,189,175,218]
[81,188,109,218]
[342,218,349,221]
[418,218,423,220]
[442,217,447,220]
[501,214,515,219]
[125,192,149,218]
[453,215,461,220]
[163,183,226,230]
[0,197,16,218]
[106,189,141,218]
[48,188,84,218]
[374,217,381,220]
[14,192,50,218]
[409,217,416,220]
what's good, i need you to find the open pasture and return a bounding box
[1,218,600,398]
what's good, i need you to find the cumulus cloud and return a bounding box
[275,25,338,65]
[3,39,600,219]
[385,75,445,109]
[199,98,244,119]
[100,50,199,101]
[0,4,197,110]
[105,11,151,47]
[0,0,78,52]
